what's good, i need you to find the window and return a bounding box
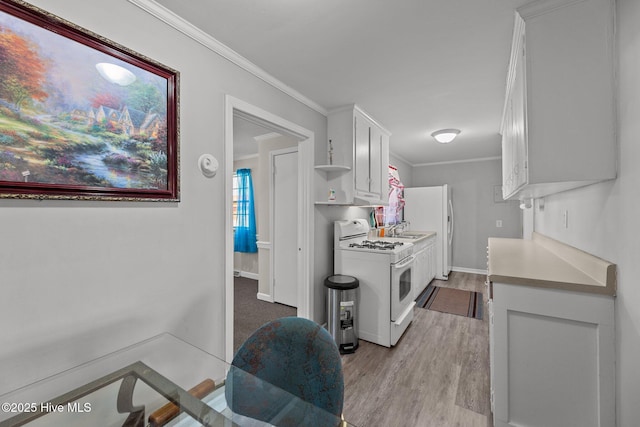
[232,172,240,227]
[233,168,257,253]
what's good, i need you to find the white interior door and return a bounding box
[273,149,298,307]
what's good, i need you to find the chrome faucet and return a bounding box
[389,221,409,237]
[387,221,409,237]
[387,224,399,237]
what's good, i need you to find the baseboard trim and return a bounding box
[452,266,488,275]
[257,292,274,303]
[239,271,259,280]
[256,241,271,250]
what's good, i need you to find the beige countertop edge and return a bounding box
[488,235,616,297]
[488,273,616,296]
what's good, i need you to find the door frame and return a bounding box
[270,146,299,306]
[224,95,314,362]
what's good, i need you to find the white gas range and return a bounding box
[334,219,416,347]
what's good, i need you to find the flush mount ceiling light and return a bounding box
[95,63,136,86]
[431,129,461,144]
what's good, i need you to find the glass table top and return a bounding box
[0,333,354,427]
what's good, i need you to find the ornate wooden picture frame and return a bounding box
[0,0,179,201]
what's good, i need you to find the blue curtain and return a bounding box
[234,168,258,253]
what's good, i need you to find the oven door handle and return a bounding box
[393,255,415,269]
[394,301,416,326]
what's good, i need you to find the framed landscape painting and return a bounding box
[0,0,179,201]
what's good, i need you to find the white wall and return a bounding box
[0,0,328,395]
[533,0,639,423]
[411,159,522,271]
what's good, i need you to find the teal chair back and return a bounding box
[225,317,344,426]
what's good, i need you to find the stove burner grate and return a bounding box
[348,240,405,251]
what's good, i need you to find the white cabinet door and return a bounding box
[368,124,383,201]
[488,297,495,415]
[426,237,436,284]
[354,111,371,197]
[491,282,615,427]
[501,95,514,198]
[354,111,389,205]
[412,248,425,300]
[511,37,527,193]
[503,29,527,200]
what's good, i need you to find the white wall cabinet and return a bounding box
[501,0,616,201]
[317,105,390,205]
[501,19,527,199]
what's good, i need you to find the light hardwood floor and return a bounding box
[341,271,491,427]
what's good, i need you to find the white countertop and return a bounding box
[488,233,616,296]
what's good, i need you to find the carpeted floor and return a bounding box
[233,276,296,354]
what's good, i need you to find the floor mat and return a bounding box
[415,284,483,320]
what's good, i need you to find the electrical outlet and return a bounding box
[496,220,503,228]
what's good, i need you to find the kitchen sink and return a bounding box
[393,232,428,239]
[396,234,423,239]
[387,231,427,240]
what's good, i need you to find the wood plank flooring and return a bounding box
[341,271,491,427]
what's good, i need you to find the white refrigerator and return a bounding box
[403,185,453,280]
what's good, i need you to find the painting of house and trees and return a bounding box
[0,0,179,200]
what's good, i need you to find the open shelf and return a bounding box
[314,201,353,206]
[314,164,351,173]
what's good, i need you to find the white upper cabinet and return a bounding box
[501,0,616,200]
[502,20,527,199]
[318,104,390,205]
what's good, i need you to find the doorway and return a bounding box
[224,96,314,362]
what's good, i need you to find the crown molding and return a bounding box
[388,150,414,167]
[517,0,586,20]
[412,156,502,168]
[128,0,328,116]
